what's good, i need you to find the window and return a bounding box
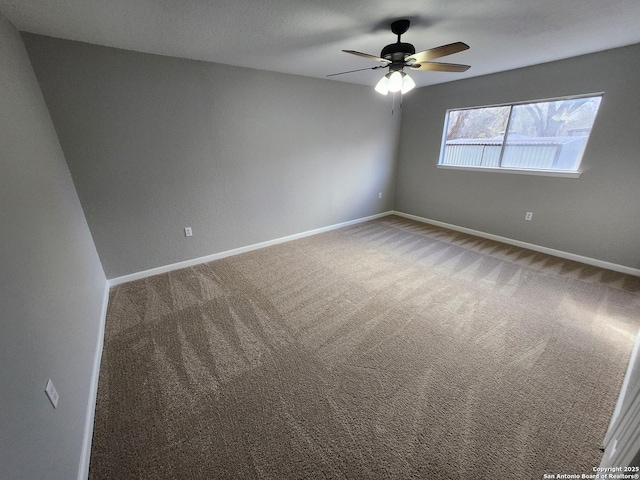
[438,94,603,176]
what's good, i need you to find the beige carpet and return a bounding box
[90,215,640,479]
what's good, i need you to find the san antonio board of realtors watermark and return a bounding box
[543,467,640,479]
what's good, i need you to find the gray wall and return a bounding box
[22,34,401,279]
[0,13,108,480]
[395,44,640,270]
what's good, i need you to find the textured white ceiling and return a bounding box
[1,0,640,88]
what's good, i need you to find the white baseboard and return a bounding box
[108,211,394,286]
[77,281,110,480]
[392,211,640,277]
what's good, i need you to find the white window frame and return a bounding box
[437,93,604,178]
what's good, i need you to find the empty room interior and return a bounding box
[2,1,640,479]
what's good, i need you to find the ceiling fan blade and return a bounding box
[342,50,391,64]
[326,65,387,77]
[405,42,469,63]
[409,62,471,72]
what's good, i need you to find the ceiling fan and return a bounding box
[329,19,470,95]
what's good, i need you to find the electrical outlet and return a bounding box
[379,192,382,199]
[184,227,193,237]
[45,379,59,409]
[525,212,533,221]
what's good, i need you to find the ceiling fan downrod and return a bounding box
[381,19,416,68]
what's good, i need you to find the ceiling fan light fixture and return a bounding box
[375,74,390,95]
[375,71,415,95]
[387,71,403,93]
[401,73,415,94]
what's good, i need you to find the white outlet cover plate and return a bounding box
[184,227,193,237]
[45,379,59,408]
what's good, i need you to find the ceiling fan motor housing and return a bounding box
[381,42,416,69]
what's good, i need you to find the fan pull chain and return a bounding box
[391,92,405,115]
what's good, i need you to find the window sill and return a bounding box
[436,164,581,178]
